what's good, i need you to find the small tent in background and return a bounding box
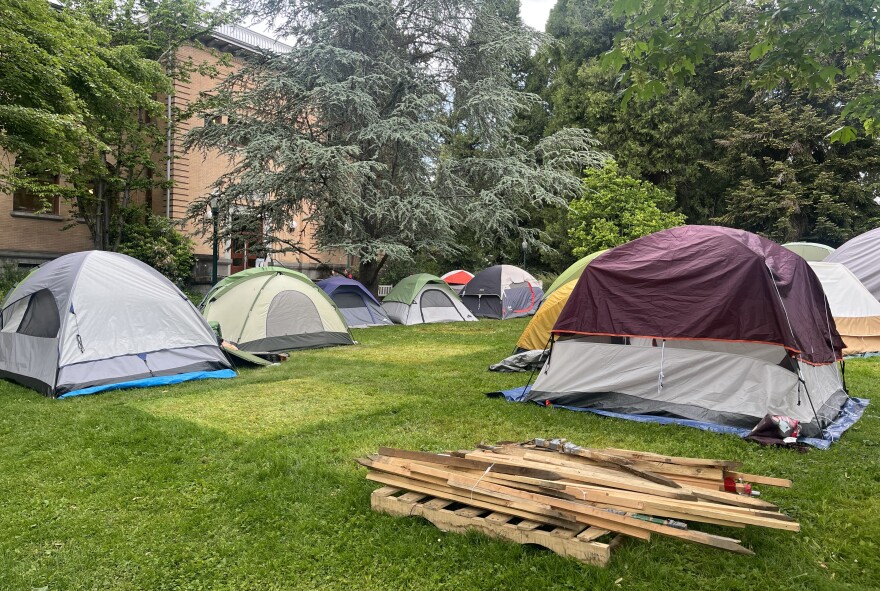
[200,267,353,352]
[0,251,234,398]
[515,250,607,351]
[381,273,476,325]
[809,262,880,355]
[782,242,835,261]
[825,227,880,301]
[527,226,848,438]
[440,270,474,294]
[317,276,393,328]
[460,265,543,319]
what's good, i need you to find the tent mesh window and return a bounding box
[1,297,30,332]
[16,289,60,338]
[333,292,366,309]
[266,290,324,336]
[420,290,455,307]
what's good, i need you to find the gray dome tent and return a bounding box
[0,251,234,398]
[460,265,543,319]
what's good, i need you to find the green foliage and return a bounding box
[568,163,685,256]
[0,320,878,589]
[185,0,608,290]
[606,0,880,141]
[707,42,880,244]
[0,0,231,253]
[70,0,237,80]
[0,263,30,303]
[116,207,195,286]
[523,0,880,240]
[0,0,169,250]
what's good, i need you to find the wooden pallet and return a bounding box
[371,486,624,567]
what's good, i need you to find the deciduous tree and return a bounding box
[568,163,685,256]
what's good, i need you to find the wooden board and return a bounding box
[370,487,622,567]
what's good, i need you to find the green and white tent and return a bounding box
[381,273,477,325]
[782,242,835,262]
[200,267,354,352]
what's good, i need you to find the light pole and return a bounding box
[521,239,528,268]
[209,194,219,285]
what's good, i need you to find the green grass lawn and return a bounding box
[1,319,878,590]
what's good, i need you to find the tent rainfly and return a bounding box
[317,276,393,328]
[809,262,880,355]
[825,227,880,301]
[0,251,234,398]
[460,265,543,320]
[381,274,477,325]
[515,250,607,351]
[200,267,354,352]
[782,242,836,262]
[440,270,475,294]
[527,226,848,438]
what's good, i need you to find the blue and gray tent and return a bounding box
[317,276,393,328]
[0,251,234,398]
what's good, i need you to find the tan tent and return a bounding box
[200,268,353,352]
[810,262,880,355]
[515,250,606,351]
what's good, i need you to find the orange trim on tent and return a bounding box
[550,330,843,365]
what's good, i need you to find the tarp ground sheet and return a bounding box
[490,385,868,450]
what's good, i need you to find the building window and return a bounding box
[12,176,61,216]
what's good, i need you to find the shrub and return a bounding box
[117,206,195,286]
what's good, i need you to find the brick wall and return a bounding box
[0,149,95,266]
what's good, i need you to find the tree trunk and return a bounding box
[359,254,387,296]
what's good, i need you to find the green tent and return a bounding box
[782,242,835,262]
[381,273,476,325]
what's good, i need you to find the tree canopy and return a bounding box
[185,0,607,290]
[1,0,231,253]
[604,0,880,142]
[518,0,879,257]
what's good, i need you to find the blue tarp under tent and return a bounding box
[491,386,868,449]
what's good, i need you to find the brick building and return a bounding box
[0,23,349,282]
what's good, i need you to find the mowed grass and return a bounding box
[0,319,878,591]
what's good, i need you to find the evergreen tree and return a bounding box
[710,52,880,244]
[185,0,607,291]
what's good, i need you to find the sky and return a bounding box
[520,0,554,31]
[241,0,556,39]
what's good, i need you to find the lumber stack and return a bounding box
[358,439,797,564]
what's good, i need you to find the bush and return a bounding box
[568,163,686,257]
[117,206,195,286]
[0,263,30,303]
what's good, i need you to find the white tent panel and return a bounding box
[809,262,880,317]
[59,251,217,366]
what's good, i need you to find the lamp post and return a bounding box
[521,239,528,268]
[209,194,219,285]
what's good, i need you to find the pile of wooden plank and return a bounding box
[358,439,797,565]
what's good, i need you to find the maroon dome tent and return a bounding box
[527,226,849,437]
